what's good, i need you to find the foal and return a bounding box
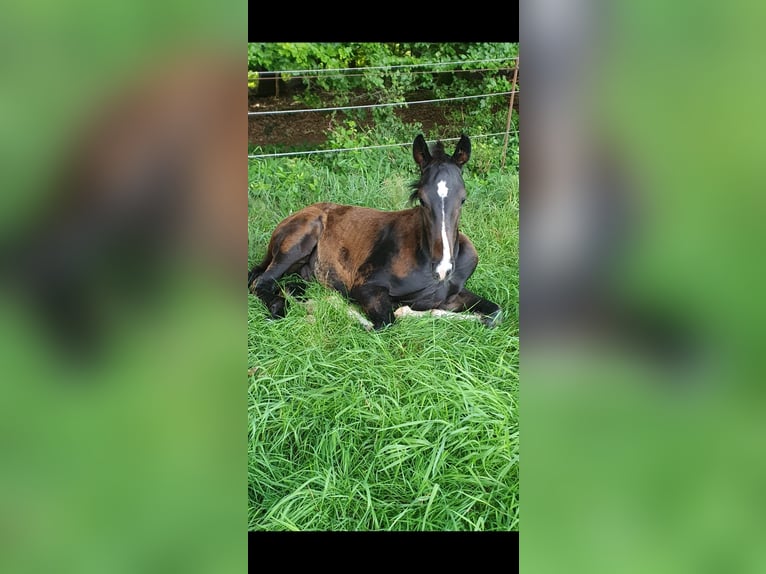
[248,134,502,330]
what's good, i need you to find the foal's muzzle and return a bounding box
[433,261,455,282]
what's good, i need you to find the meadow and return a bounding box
[247,138,519,530]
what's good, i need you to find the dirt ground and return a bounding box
[248,89,457,148]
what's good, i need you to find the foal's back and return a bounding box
[266,201,420,290]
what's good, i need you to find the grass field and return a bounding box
[247,140,518,530]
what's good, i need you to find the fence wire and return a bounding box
[248,132,516,160]
[247,58,519,161]
[250,56,518,77]
[264,65,517,83]
[248,91,518,117]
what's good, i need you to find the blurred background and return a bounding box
[0,1,246,572]
[522,0,766,572]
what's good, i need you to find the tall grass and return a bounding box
[248,139,518,531]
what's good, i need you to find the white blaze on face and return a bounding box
[435,180,452,280]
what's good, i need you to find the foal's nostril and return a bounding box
[433,262,454,282]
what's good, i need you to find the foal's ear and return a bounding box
[452,134,471,167]
[412,134,431,170]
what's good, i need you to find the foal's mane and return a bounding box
[430,140,449,161]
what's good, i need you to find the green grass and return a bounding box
[248,142,518,531]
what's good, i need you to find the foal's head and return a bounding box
[411,134,471,282]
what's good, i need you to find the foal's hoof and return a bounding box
[247,270,261,294]
[482,309,503,328]
[267,297,287,319]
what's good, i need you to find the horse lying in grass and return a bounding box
[248,134,502,330]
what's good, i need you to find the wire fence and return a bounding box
[257,65,517,84]
[247,91,518,117]
[248,56,519,161]
[250,56,518,77]
[248,133,513,160]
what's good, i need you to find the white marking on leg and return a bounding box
[394,305,482,323]
[348,308,374,331]
[435,180,452,280]
[394,305,414,319]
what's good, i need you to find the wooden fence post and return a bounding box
[501,55,519,169]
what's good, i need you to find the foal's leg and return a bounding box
[250,216,321,319]
[349,284,394,330]
[254,254,312,319]
[248,261,309,301]
[439,235,503,327]
[440,290,503,327]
